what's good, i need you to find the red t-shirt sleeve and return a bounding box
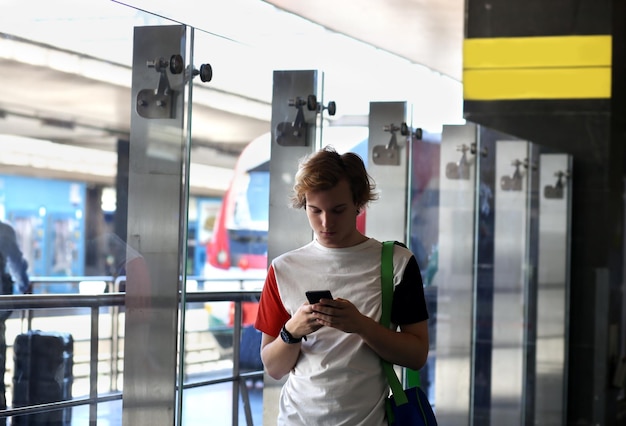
[254,264,290,337]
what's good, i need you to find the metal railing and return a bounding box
[0,276,263,425]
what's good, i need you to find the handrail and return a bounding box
[0,280,263,425]
[0,292,125,309]
[0,290,262,308]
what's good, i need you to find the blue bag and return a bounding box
[385,385,437,426]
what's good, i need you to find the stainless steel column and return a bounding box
[264,70,319,426]
[436,126,572,425]
[267,70,319,262]
[491,139,531,425]
[535,153,572,425]
[435,123,479,425]
[124,25,187,425]
[366,101,410,243]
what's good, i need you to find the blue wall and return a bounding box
[0,175,86,290]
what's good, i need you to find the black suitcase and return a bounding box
[11,330,73,426]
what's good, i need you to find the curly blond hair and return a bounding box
[290,146,378,209]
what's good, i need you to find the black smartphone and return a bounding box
[305,290,333,304]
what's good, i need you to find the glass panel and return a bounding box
[407,128,443,408]
[182,28,268,426]
[179,7,463,424]
[0,3,183,425]
[2,4,579,424]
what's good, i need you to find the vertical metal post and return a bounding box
[232,301,242,426]
[124,25,187,426]
[535,153,572,425]
[491,139,530,425]
[366,101,410,243]
[110,303,119,392]
[267,70,318,263]
[435,123,478,426]
[89,306,99,425]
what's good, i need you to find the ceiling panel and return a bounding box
[1,0,465,192]
[264,0,465,81]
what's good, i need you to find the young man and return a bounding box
[255,146,429,425]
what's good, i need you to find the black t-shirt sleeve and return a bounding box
[391,255,429,325]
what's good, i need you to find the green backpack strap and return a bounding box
[380,241,408,406]
[381,241,433,425]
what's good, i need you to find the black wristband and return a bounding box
[280,324,306,344]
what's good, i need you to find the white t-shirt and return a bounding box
[255,238,427,426]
